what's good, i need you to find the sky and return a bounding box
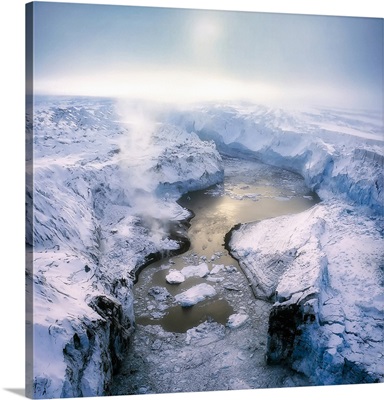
[30,1,383,109]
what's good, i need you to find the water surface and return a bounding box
[134,157,319,332]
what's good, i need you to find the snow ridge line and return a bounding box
[28,99,224,398]
[170,105,383,214]
[175,105,383,385]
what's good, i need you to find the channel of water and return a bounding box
[133,156,319,333]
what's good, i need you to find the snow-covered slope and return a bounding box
[229,201,383,384]
[26,97,223,398]
[27,97,383,396]
[179,103,384,384]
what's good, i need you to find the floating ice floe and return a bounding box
[165,269,185,284]
[210,264,225,274]
[180,262,209,278]
[206,276,224,283]
[148,286,172,302]
[175,283,217,307]
[227,313,249,328]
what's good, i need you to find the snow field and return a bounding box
[28,96,383,396]
[28,97,223,398]
[229,201,383,383]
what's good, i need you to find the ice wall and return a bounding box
[27,98,223,398]
[183,104,384,384]
[170,104,383,214]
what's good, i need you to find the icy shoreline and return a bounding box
[27,98,223,398]
[170,104,383,213]
[228,201,383,384]
[189,104,384,384]
[27,97,383,397]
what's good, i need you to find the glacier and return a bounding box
[26,97,223,398]
[27,97,383,397]
[169,104,383,213]
[172,103,383,384]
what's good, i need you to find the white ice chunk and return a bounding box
[180,262,209,278]
[210,264,225,274]
[226,313,249,328]
[175,283,216,307]
[165,269,185,284]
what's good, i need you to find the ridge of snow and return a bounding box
[229,201,383,384]
[169,104,383,214]
[27,97,223,398]
[174,102,383,384]
[28,96,383,395]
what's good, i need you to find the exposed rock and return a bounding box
[110,318,310,396]
[30,97,384,396]
[229,201,384,385]
[29,98,224,398]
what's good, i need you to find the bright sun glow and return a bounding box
[190,16,223,64]
[36,65,369,109]
[35,67,284,105]
[193,17,221,46]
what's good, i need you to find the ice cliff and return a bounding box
[229,202,383,384]
[26,97,223,398]
[27,97,383,397]
[175,104,383,384]
[170,104,383,213]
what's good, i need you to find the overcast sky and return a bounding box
[31,2,383,109]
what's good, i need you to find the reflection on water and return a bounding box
[134,157,319,332]
[137,299,231,333]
